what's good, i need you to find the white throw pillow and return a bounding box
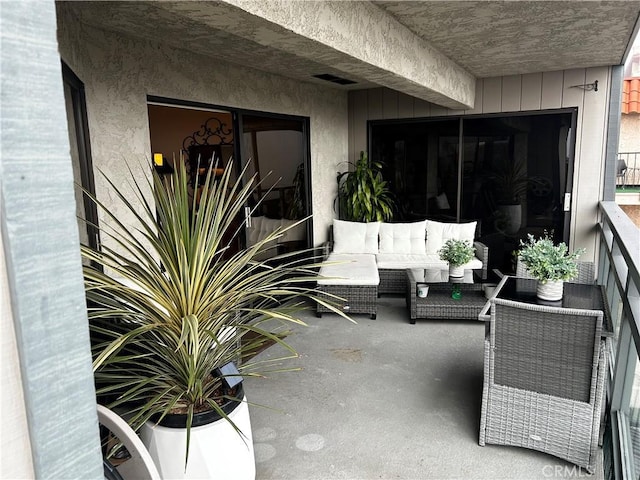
[332,219,380,254]
[425,220,477,254]
[378,221,427,254]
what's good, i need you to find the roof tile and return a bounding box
[623,79,640,114]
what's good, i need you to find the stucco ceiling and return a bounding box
[62,1,640,100]
[373,0,640,78]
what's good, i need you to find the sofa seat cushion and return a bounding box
[407,268,475,283]
[376,253,483,271]
[376,253,446,270]
[318,254,379,286]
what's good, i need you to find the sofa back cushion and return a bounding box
[425,220,477,254]
[332,219,380,254]
[247,216,283,246]
[378,221,427,254]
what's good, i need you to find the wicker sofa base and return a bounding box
[379,269,407,295]
[316,284,378,319]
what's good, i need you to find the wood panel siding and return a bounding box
[501,75,522,112]
[348,67,613,261]
[572,66,610,258]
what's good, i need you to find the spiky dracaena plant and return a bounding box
[82,158,347,465]
[337,151,394,222]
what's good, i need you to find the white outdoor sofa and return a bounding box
[316,219,489,318]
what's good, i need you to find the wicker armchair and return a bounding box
[479,298,606,473]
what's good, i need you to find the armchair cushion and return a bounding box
[425,220,477,255]
[379,221,427,254]
[332,219,380,254]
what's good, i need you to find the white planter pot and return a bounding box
[140,395,255,480]
[536,280,564,301]
[449,265,465,279]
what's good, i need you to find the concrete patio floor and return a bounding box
[244,295,604,480]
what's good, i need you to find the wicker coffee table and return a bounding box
[406,268,487,324]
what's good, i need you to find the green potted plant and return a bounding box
[438,239,475,278]
[337,151,394,222]
[517,233,585,300]
[489,155,529,235]
[82,158,347,479]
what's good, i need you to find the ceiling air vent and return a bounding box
[313,73,357,85]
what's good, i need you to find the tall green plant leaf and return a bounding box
[82,156,351,468]
[337,151,394,222]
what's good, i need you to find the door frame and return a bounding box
[146,96,314,249]
[367,107,578,244]
[236,109,313,245]
[62,61,100,251]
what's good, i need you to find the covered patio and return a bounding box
[2,1,640,479]
[246,296,604,479]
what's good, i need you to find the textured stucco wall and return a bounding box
[220,0,475,109]
[620,113,640,152]
[56,3,347,246]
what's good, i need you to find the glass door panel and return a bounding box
[461,113,574,273]
[370,119,459,222]
[370,110,576,273]
[239,113,310,254]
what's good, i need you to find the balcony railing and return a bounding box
[617,152,640,188]
[598,201,640,479]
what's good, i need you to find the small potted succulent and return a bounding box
[517,233,585,300]
[438,239,475,278]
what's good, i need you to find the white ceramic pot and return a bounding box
[416,283,429,298]
[483,284,497,300]
[140,395,255,480]
[449,265,464,279]
[536,279,564,301]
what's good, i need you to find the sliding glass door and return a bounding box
[370,119,460,221]
[146,98,312,256]
[370,110,576,273]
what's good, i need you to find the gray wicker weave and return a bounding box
[316,284,377,319]
[406,269,486,324]
[479,297,606,473]
[379,269,407,295]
